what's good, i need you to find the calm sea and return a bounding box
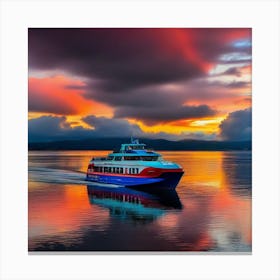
[28,151,252,252]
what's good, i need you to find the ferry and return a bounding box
[86,139,184,189]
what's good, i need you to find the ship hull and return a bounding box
[86,171,184,190]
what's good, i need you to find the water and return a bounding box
[28,151,252,252]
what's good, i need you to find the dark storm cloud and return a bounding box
[182,29,251,62]
[28,115,144,142]
[29,116,69,141]
[29,115,212,142]
[29,28,251,125]
[28,28,203,92]
[29,28,251,92]
[85,82,218,124]
[82,115,143,136]
[219,108,252,141]
[115,104,217,125]
[86,84,186,109]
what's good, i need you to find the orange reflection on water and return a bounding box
[156,151,251,251]
[165,151,226,190]
[28,185,109,239]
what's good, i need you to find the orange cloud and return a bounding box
[28,75,113,116]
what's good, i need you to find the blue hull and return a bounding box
[86,171,184,190]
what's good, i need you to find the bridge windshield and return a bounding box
[125,145,145,150]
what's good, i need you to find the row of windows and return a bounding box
[89,166,140,174]
[95,156,159,162]
[107,156,122,161]
[105,156,159,161]
[124,156,158,161]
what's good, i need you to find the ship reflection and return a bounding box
[87,185,182,223]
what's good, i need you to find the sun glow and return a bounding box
[190,117,225,127]
[129,116,226,136]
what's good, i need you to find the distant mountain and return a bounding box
[28,137,252,151]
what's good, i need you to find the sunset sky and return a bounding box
[28,28,252,142]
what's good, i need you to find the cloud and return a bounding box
[29,28,204,92]
[28,115,145,142]
[28,115,216,142]
[85,80,220,125]
[160,78,252,113]
[28,76,91,115]
[115,104,217,125]
[221,67,242,77]
[224,81,251,89]
[29,116,69,141]
[219,108,252,141]
[29,28,251,92]
[82,115,143,137]
[28,28,252,132]
[218,52,252,64]
[204,79,251,89]
[28,75,112,116]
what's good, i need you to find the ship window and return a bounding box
[107,156,114,160]
[104,167,108,173]
[112,167,115,173]
[136,168,139,174]
[120,167,123,174]
[141,156,158,161]
[124,156,139,160]
[135,145,144,150]
[115,156,122,161]
[108,167,111,173]
[131,168,135,174]
[116,167,119,174]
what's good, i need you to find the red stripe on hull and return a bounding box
[139,167,183,177]
[87,167,183,178]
